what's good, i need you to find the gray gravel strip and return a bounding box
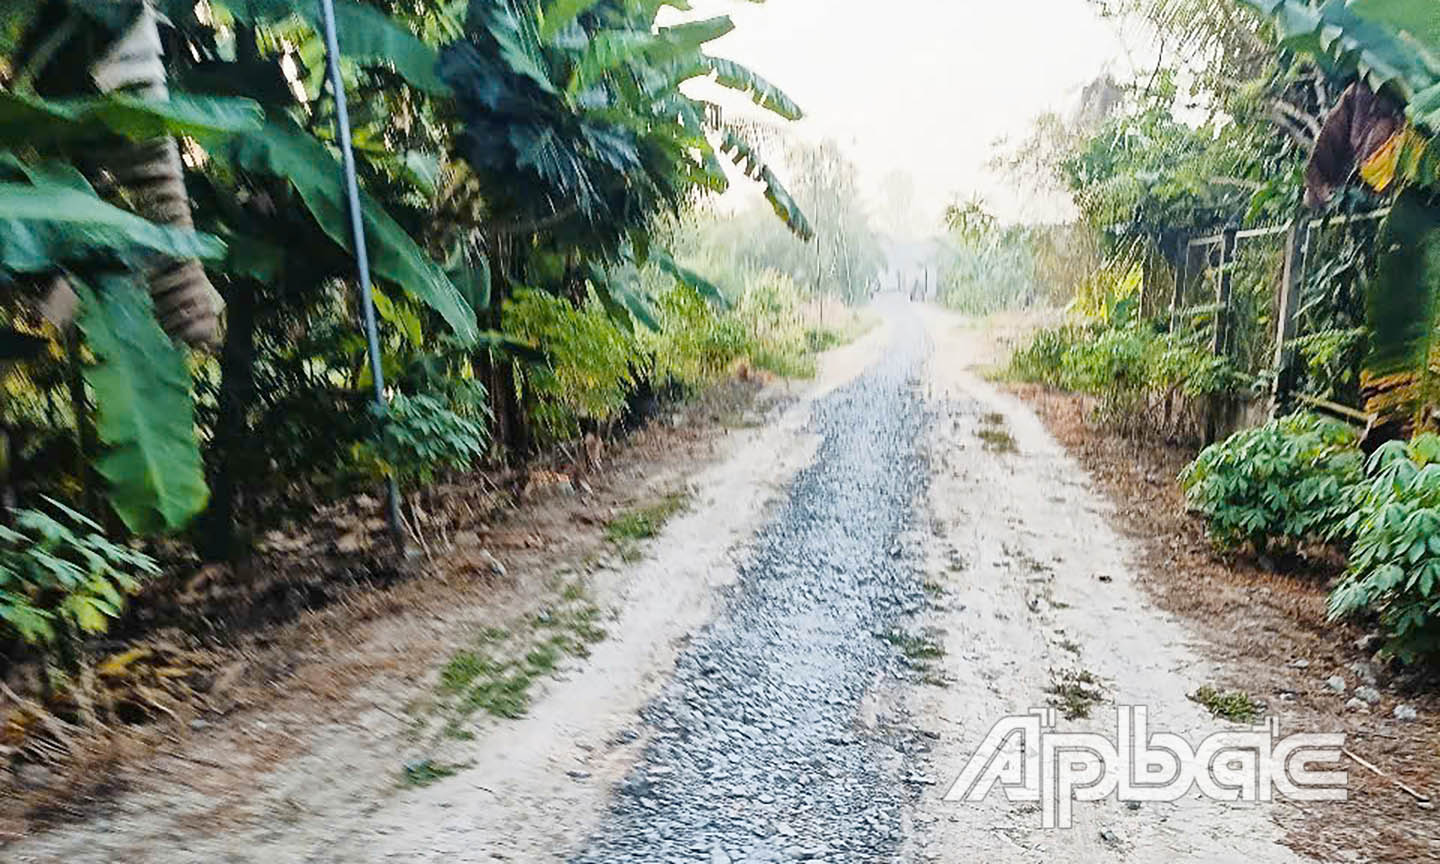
[571,311,933,864]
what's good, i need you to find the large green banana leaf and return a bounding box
[539,0,605,42]
[566,16,736,93]
[217,115,479,343]
[1363,189,1440,426]
[649,247,728,307]
[0,182,225,274]
[215,0,450,95]
[719,130,814,241]
[587,262,659,332]
[1241,0,1440,132]
[0,91,263,146]
[74,276,209,533]
[1350,0,1440,57]
[702,58,803,122]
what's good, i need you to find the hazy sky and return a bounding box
[673,0,1134,233]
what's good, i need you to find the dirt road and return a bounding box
[11,299,1312,863]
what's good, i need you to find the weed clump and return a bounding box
[1048,668,1106,719]
[976,413,1018,453]
[401,758,471,787]
[1189,685,1260,722]
[606,491,691,542]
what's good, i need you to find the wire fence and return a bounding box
[1156,208,1389,438]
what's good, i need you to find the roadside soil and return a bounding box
[1009,383,1440,863]
[908,310,1307,863]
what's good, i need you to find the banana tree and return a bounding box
[439,0,811,452]
[1,0,483,548]
[1241,0,1440,431]
[0,1,269,533]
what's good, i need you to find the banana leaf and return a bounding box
[719,131,814,241]
[216,0,450,95]
[0,181,225,274]
[74,275,209,533]
[587,262,658,331]
[1363,189,1440,428]
[0,90,263,147]
[215,114,479,343]
[649,247,728,307]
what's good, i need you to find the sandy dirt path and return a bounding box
[6,302,894,864]
[908,306,1309,863]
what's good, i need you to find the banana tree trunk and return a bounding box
[91,1,222,347]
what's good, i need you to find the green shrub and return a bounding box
[504,289,641,440]
[0,499,160,655]
[1010,322,1245,437]
[736,269,814,377]
[1058,325,1151,398]
[503,274,847,443]
[1009,326,1076,385]
[641,284,751,391]
[1179,413,1363,554]
[1328,434,1440,662]
[374,392,489,485]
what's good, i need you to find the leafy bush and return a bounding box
[371,392,489,485]
[642,284,751,391]
[1328,434,1440,662]
[736,269,817,377]
[1179,413,1363,554]
[0,499,160,654]
[1010,322,1245,438]
[1009,326,1077,385]
[505,289,641,440]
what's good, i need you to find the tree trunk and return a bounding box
[91,2,222,347]
[199,278,257,561]
[484,238,528,463]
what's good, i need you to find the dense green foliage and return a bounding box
[0,498,159,655]
[1329,435,1440,661]
[0,0,861,685]
[1012,320,1245,438]
[504,271,844,444]
[0,0,830,556]
[366,391,490,487]
[1179,413,1363,552]
[1004,0,1440,663]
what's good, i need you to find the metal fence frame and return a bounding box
[1167,208,1389,436]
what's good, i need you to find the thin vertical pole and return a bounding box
[318,0,404,547]
[1205,226,1238,444]
[1212,226,1238,357]
[1170,232,1187,332]
[1270,219,1308,416]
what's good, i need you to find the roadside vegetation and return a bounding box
[964,0,1440,668]
[0,0,883,799]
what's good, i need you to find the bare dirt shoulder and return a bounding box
[1011,382,1440,863]
[4,319,892,864]
[907,307,1306,863]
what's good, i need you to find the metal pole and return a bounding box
[1270,220,1308,417]
[318,0,404,547]
[1170,231,1187,332]
[1211,226,1238,357]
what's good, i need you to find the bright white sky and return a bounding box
[671,0,1135,233]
